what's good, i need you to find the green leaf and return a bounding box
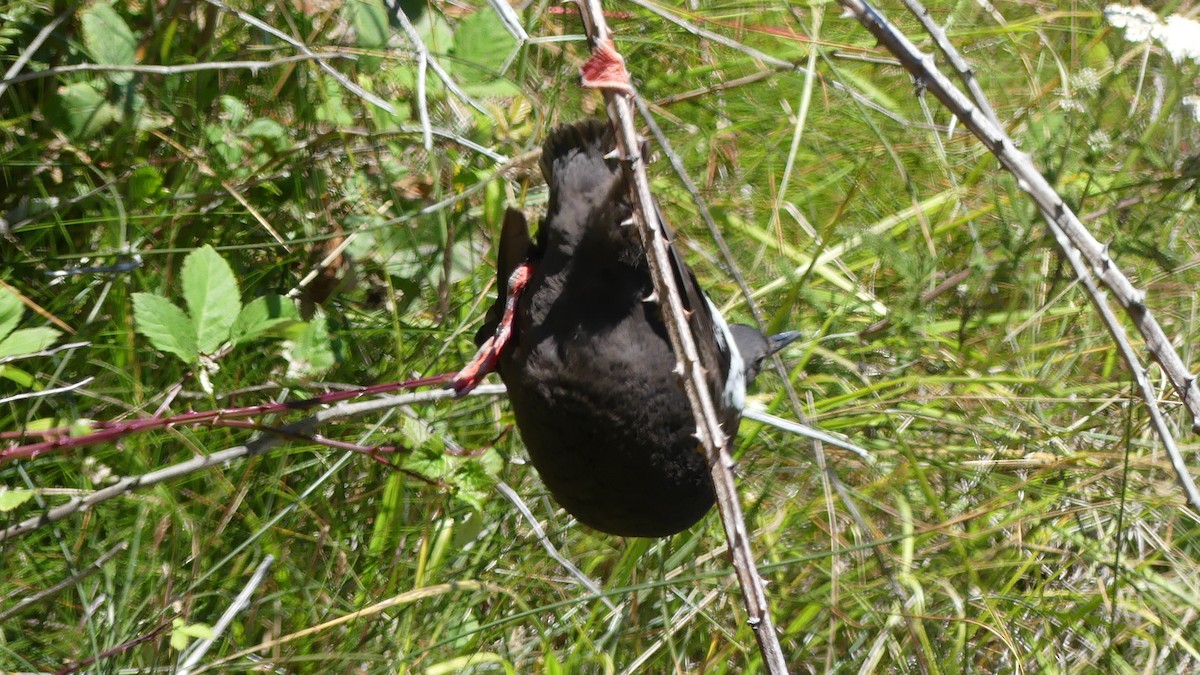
[129,166,163,202]
[459,77,519,98]
[0,288,21,340]
[348,0,389,50]
[400,416,435,449]
[316,79,355,127]
[51,82,119,139]
[416,10,453,53]
[403,445,451,481]
[0,327,61,359]
[282,319,335,379]
[451,461,495,512]
[170,619,213,651]
[385,239,476,285]
[80,3,137,85]
[242,118,290,153]
[205,122,243,168]
[134,108,175,134]
[132,293,198,363]
[370,99,410,129]
[473,446,503,477]
[70,419,97,437]
[231,295,301,345]
[0,489,35,513]
[451,9,519,96]
[219,95,248,127]
[390,12,453,93]
[0,365,35,387]
[181,245,241,354]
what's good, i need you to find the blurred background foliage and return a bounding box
[3,0,1200,671]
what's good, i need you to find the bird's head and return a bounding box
[728,325,802,383]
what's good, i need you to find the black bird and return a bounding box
[454,120,800,537]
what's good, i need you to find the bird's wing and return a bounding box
[658,207,740,432]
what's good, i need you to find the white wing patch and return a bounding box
[706,297,745,415]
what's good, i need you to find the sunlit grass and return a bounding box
[3,0,1200,671]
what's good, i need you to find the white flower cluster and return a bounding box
[1105,4,1200,64]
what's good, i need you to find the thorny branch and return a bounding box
[838,0,1200,511]
[572,2,789,672]
[0,384,507,543]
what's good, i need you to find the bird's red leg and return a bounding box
[449,262,533,395]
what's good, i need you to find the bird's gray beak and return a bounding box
[767,331,802,356]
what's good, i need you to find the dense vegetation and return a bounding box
[3,0,1200,671]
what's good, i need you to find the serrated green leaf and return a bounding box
[181,245,241,354]
[415,10,453,53]
[231,295,301,345]
[132,293,198,363]
[403,446,451,481]
[52,82,119,139]
[206,121,244,168]
[0,489,35,512]
[0,327,61,359]
[452,9,518,89]
[401,416,432,448]
[242,118,290,155]
[474,446,503,477]
[80,3,136,85]
[451,461,495,512]
[0,288,21,340]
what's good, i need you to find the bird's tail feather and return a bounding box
[540,119,620,202]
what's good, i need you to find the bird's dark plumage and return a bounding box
[472,120,798,537]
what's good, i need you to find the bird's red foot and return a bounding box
[449,262,533,395]
[580,38,634,95]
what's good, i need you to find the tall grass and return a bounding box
[2,0,1199,671]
